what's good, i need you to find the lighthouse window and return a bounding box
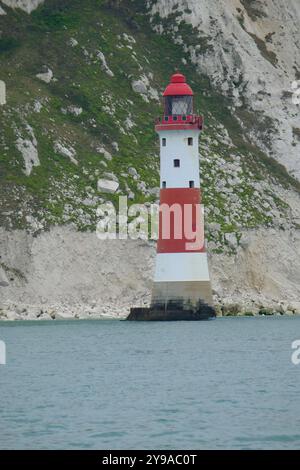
[162,138,166,147]
[165,95,193,116]
[189,180,195,188]
[188,137,193,146]
[162,181,166,188]
[174,159,180,168]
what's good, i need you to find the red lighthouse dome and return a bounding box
[163,73,194,96]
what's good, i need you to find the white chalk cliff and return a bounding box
[1,0,44,14]
[148,0,300,178]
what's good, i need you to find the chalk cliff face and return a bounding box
[148,0,300,179]
[1,226,300,320]
[1,0,44,14]
[0,0,299,317]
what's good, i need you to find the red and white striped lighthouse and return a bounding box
[151,72,215,320]
[128,72,215,321]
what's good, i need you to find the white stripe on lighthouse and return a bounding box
[159,129,200,189]
[154,252,210,282]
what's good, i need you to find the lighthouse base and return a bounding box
[127,299,215,321]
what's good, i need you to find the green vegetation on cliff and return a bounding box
[0,0,296,251]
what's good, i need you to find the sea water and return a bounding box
[0,316,300,449]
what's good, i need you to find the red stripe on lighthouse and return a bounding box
[157,188,205,254]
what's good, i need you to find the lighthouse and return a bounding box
[128,72,215,321]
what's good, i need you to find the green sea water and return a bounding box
[0,316,300,449]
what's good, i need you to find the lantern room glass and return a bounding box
[164,95,193,116]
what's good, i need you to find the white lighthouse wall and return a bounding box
[158,129,201,188]
[154,252,210,282]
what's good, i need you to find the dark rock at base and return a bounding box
[127,300,216,321]
[258,307,274,316]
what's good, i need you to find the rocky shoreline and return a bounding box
[215,301,300,317]
[1,298,300,321]
[0,301,127,321]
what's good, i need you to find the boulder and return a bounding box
[54,141,78,165]
[47,309,56,320]
[97,51,114,77]
[224,232,238,249]
[96,146,112,160]
[132,79,147,95]
[128,167,138,179]
[149,187,160,198]
[16,137,40,176]
[287,302,300,314]
[69,37,78,47]
[25,311,38,320]
[258,307,274,316]
[36,67,53,84]
[55,311,76,320]
[15,305,27,315]
[103,172,118,182]
[97,178,119,194]
[0,310,7,319]
[285,310,295,316]
[137,181,147,193]
[39,312,53,321]
[67,105,82,116]
[5,310,17,321]
[277,302,292,314]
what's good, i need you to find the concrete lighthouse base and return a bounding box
[127,280,216,320]
[127,252,216,321]
[151,280,214,308]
